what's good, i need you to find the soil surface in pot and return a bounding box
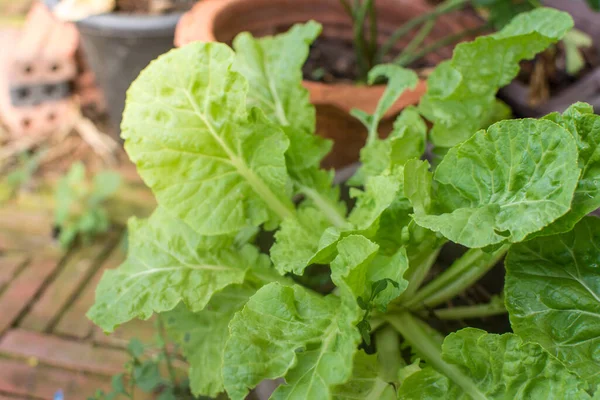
[517,43,600,107]
[115,0,195,14]
[303,36,433,83]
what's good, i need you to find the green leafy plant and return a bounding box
[89,318,195,400]
[0,149,46,201]
[339,0,543,81]
[54,162,121,248]
[89,7,600,400]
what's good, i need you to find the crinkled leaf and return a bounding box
[332,351,396,400]
[272,171,402,274]
[420,8,573,148]
[122,42,294,236]
[233,21,331,171]
[535,103,600,236]
[331,235,408,309]
[223,282,360,400]
[271,206,333,275]
[506,216,600,387]
[88,208,267,332]
[407,119,580,248]
[351,108,426,186]
[164,284,255,397]
[398,328,592,399]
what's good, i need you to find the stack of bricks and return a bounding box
[0,2,104,138]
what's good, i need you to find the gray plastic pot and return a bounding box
[45,0,183,134]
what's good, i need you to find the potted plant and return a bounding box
[45,0,197,133]
[88,6,600,399]
[174,0,490,168]
[500,0,600,117]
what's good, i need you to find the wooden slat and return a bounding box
[54,245,125,338]
[20,236,118,332]
[0,258,60,334]
[0,329,128,376]
[0,358,110,400]
[0,254,28,292]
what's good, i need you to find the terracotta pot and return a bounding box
[499,0,600,117]
[175,0,480,168]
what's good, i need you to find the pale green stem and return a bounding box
[295,182,348,228]
[398,245,444,302]
[387,313,487,400]
[404,245,509,310]
[428,299,506,320]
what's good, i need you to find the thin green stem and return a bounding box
[353,0,371,81]
[427,297,506,320]
[339,0,354,18]
[368,0,378,69]
[157,315,178,387]
[387,313,487,400]
[398,245,443,302]
[376,0,469,64]
[295,181,348,228]
[395,19,435,66]
[404,245,509,311]
[395,24,490,67]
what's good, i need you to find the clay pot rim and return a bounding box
[175,0,434,93]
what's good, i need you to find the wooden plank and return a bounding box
[20,236,117,332]
[0,258,60,334]
[0,329,128,376]
[0,358,110,399]
[0,254,28,292]
[54,245,126,339]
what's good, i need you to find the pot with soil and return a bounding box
[499,0,600,117]
[45,0,196,134]
[175,0,483,169]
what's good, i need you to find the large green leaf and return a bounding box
[88,208,267,332]
[163,285,255,397]
[398,328,592,399]
[535,103,600,236]
[233,21,331,171]
[331,351,396,400]
[506,216,600,387]
[122,42,295,236]
[419,7,573,148]
[406,119,580,248]
[223,282,360,400]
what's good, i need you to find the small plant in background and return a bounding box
[340,0,600,82]
[89,317,196,400]
[53,162,121,248]
[0,149,46,201]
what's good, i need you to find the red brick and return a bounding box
[0,258,60,334]
[54,246,125,339]
[21,237,118,333]
[0,358,110,399]
[0,329,128,376]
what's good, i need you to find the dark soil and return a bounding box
[517,43,600,106]
[115,0,195,14]
[302,36,434,84]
